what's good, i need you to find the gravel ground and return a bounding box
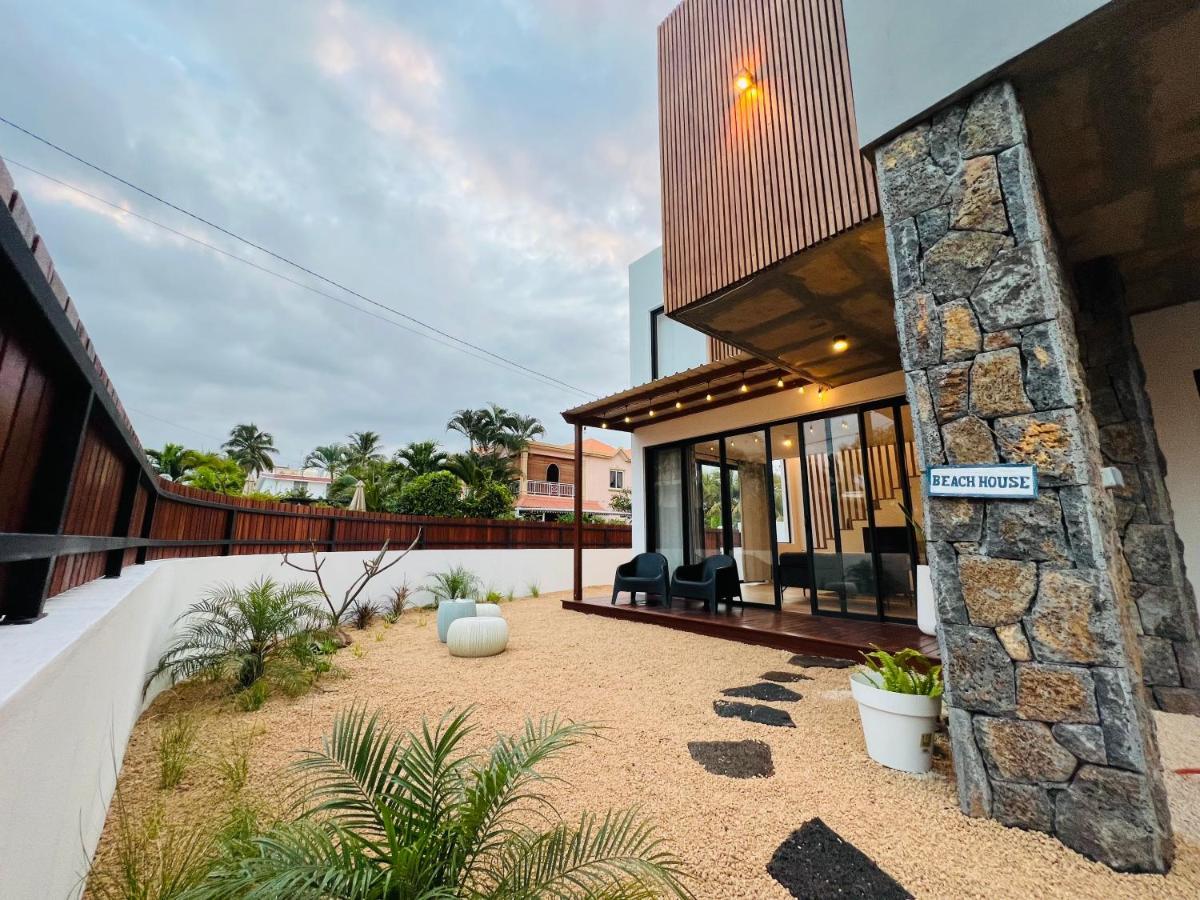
[94,591,1200,899]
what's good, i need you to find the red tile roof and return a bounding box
[514,494,613,513]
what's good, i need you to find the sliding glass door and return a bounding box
[645,396,923,621]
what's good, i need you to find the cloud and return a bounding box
[0,0,678,465]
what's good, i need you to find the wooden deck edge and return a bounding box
[560,599,912,663]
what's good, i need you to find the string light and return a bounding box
[623,415,631,424]
[740,383,749,393]
[706,392,713,402]
[601,422,608,429]
[648,409,655,417]
[776,377,784,388]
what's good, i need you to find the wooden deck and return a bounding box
[563,589,938,663]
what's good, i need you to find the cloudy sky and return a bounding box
[1,0,674,463]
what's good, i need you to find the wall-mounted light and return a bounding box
[734,69,756,95]
[832,335,849,353]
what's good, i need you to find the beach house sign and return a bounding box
[926,464,1038,500]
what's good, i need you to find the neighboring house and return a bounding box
[514,439,632,521]
[562,0,1200,874]
[253,466,332,499]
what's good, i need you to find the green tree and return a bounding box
[304,444,346,479]
[394,470,463,517]
[147,442,199,482]
[446,408,492,452]
[463,479,514,519]
[393,440,448,477]
[188,707,691,898]
[344,431,384,469]
[443,450,518,490]
[497,410,545,452]
[184,454,248,495]
[223,424,278,476]
[610,487,633,515]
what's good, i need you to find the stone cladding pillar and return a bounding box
[874,81,1173,872]
[1074,259,1200,715]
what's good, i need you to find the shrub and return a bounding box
[147,578,324,695]
[351,599,377,630]
[235,681,270,712]
[462,479,514,519]
[394,470,463,517]
[424,565,481,607]
[526,580,541,598]
[192,706,691,897]
[157,713,199,790]
[384,579,413,621]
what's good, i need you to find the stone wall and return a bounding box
[875,81,1174,872]
[1074,259,1200,714]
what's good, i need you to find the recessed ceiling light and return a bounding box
[832,335,849,353]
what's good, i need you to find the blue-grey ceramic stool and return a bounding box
[437,599,477,642]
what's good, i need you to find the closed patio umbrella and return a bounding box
[349,479,367,511]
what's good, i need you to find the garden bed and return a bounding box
[89,592,1200,898]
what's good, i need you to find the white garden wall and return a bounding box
[0,547,627,900]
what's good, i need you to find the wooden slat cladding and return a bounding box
[0,322,57,533]
[658,0,878,314]
[706,336,741,362]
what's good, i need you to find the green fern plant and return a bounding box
[184,705,692,898]
[859,646,943,697]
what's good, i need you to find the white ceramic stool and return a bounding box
[447,616,509,658]
[475,602,503,618]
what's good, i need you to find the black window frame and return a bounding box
[643,394,920,622]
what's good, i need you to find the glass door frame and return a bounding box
[643,394,918,621]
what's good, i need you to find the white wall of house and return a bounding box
[1133,302,1200,600]
[626,370,907,554]
[628,246,705,386]
[0,546,629,900]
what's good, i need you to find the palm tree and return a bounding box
[498,411,545,452]
[446,408,491,452]
[394,440,448,477]
[344,431,384,469]
[304,443,346,479]
[223,424,278,476]
[443,450,518,490]
[147,442,198,481]
[190,706,691,898]
[146,577,323,693]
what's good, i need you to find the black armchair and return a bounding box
[670,554,742,614]
[611,553,670,606]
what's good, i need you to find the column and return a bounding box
[875,81,1173,872]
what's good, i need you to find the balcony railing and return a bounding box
[525,480,574,498]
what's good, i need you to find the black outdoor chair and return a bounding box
[611,552,671,606]
[669,554,743,614]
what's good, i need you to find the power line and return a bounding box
[0,115,597,399]
[125,406,225,445]
[1,154,593,398]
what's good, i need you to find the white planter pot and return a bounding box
[850,672,941,774]
[916,564,936,636]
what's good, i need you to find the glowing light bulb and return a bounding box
[733,69,756,94]
[776,378,785,388]
[705,392,713,402]
[675,400,683,409]
[623,416,631,424]
[740,383,749,393]
[797,385,805,395]
[783,438,793,448]
[648,409,655,417]
[832,335,849,353]
[601,422,608,429]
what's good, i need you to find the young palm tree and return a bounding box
[147,442,199,482]
[502,412,545,451]
[223,424,279,476]
[393,439,448,476]
[146,577,323,693]
[304,443,346,479]
[344,431,384,469]
[442,450,518,489]
[187,707,692,898]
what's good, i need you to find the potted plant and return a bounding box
[850,647,943,774]
[428,565,482,642]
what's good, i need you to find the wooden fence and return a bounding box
[0,170,629,624]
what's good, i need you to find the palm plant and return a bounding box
[500,411,545,452]
[393,439,448,477]
[443,450,518,490]
[187,706,692,898]
[146,577,324,694]
[223,424,279,476]
[147,442,200,482]
[344,431,384,469]
[423,564,481,605]
[305,443,347,479]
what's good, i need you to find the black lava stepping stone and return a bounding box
[761,670,811,683]
[687,739,774,778]
[788,653,856,669]
[721,682,802,702]
[713,700,795,728]
[767,818,912,900]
